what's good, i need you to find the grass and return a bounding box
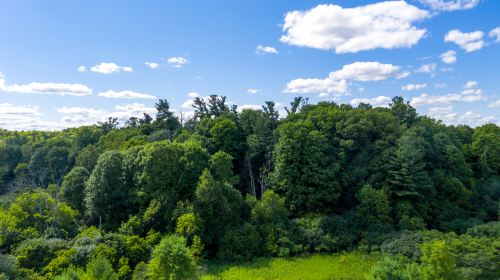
[201,252,380,280]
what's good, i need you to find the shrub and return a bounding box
[147,234,198,280]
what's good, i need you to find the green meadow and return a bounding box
[202,252,380,280]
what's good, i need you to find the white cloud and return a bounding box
[181,95,212,110]
[440,50,457,64]
[415,63,437,77]
[427,106,495,127]
[0,102,66,131]
[284,78,349,95]
[463,80,478,89]
[402,83,427,91]
[444,29,485,52]
[145,62,160,69]
[329,62,409,81]
[90,62,133,74]
[57,103,156,127]
[97,90,156,99]
[489,27,500,43]
[246,88,261,94]
[110,103,157,122]
[167,57,189,68]
[57,106,107,125]
[77,66,86,72]
[417,0,480,11]
[188,92,200,98]
[410,89,486,107]
[280,1,429,53]
[255,45,278,55]
[237,104,262,112]
[350,96,391,107]
[0,73,92,96]
[487,99,500,108]
[284,61,407,95]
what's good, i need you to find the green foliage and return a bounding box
[218,223,261,262]
[194,169,243,253]
[85,151,130,228]
[14,238,67,272]
[357,185,392,247]
[271,119,340,214]
[386,132,431,225]
[85,255,119,280]
[147,234,198,280]
[0,189,77,251]
[420,240,460,279]
[60,167,89,213]
[367,255,420,280]
[209,151,238,184]
[75,144,99,172]
[0,97,498,275]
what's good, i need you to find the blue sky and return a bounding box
[0,0,499,130]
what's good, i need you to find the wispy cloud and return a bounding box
[167,57,189,68]
[0,73,92,96]
[98,90,156,99]
[87,62,134,74]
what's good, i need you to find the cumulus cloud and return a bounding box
[463,80,478,89]
[97,90,156,99]
[410,88,486,107]
[489,27,500,43]
[427,106,495,127]
[330,62,409,81]
[256,45,278,55]
[440,50,457,64]
[417,0,480,11]
[402,83,427,91]
[167,57,189,68]
[0,73,92,96]
[284,78,349,95]
[89,62,133,74]
[145,62,160,69]
[77,66,86,72]
[487,99,500,108]
[444,29,485,52]
[415,63,437,77]
[284,62,408,95]
[280,1,429,53]
[349,96,392,107]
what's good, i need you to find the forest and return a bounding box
[0,95,498,279]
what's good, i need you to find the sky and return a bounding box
[0,0,499,130]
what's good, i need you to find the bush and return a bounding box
[85,255,118,280]
[367,255,420,280]
[381,231,423,261]
[0,254,16,279]
[147,234,198,280]
[218,223,261,262]
[14,238,67,272]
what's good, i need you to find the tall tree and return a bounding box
[386,132,431,227]
[84,151,130,229]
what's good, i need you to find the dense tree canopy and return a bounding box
[0,96,498,279]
